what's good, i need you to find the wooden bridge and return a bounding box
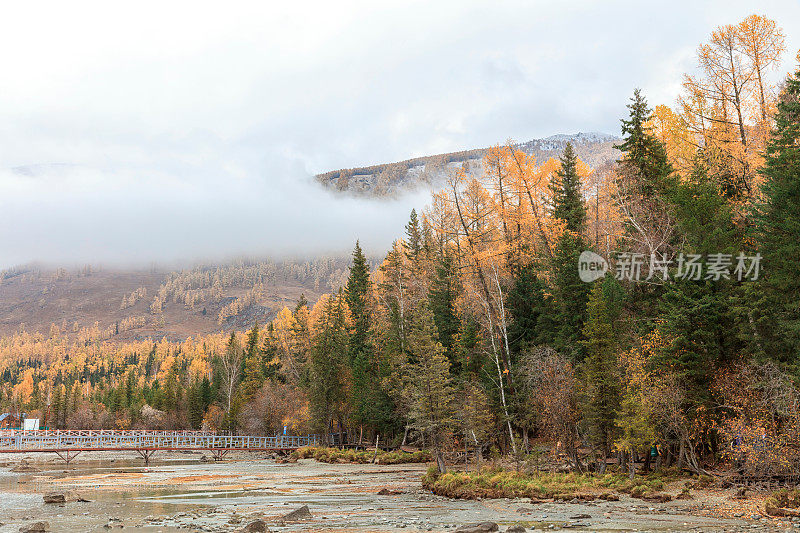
[0,430,322,464]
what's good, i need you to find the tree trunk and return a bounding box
[372,434,380,463]
[629,447,636,480]
[436,449,447,474]
[486,309,517,455]
[471,430,481,470]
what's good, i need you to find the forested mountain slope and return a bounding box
[316,132,620,197]
[0,257,354,341]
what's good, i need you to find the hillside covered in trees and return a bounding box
[0,256,356,340]
[1,14,799,483]
[315,132,620,197]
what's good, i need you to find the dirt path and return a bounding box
[0,453,794,532]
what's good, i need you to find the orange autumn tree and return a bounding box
[712,361,800,477]
[678,14,785,205]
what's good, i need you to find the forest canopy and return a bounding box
[1,14,799,480]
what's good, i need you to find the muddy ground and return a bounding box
[0,452,797,532]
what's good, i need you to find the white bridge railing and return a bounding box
[0,431,322,451]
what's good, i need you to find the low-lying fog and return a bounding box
[2,1,798,269]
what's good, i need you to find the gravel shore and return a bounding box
[0,452,794,532]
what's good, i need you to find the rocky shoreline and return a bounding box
[0,452,795,532]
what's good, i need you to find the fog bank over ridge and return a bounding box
[2,0,798,268]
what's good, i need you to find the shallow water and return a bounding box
[0,454,762,532]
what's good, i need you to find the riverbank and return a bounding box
[0,452,794,532]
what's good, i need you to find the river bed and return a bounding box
[0,452,789,532]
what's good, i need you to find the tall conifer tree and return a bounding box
[549,143,590,360]
[581,280,621,458]
[751,63,800,362]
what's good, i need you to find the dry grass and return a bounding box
[765,489,800,517]
[291,446,430,465]
[421,465,688,501]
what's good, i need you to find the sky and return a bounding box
[1,0,799,268]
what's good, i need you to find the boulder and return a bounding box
[569,514,591,519]
[455,522,499,533]
[43,493,66,504]
[19,522,49,533]
[239,520,270,532]
[278,505,311,522]
[641,493,672,503]
[506,525,526,533]
[377,488,402,495]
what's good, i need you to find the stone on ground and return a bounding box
[19,522,49,533]
[43,493,66,504]
[455,522,499,533]
[278,504,311,522]
[239,519,270,532]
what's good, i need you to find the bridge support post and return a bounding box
[210,449,229,462]
[54,450,81,465]
[136,449,157,466]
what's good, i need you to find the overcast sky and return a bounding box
[1,0,799,269]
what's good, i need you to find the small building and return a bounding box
[0,413,22,429]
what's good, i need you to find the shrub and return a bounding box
[290,446,430,465]
[422,466,679,501]
[765,489,800,516]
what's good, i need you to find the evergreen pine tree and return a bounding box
[616,88,676,196]
[614,89,678,327]
[506,266,557,359]
[294,293,308,314]
[428,253,460,370]
[188,380,205,429]
[550,143,587,232]
[345,241,372,367]
[408,302,454,473]
[404,209,422,262]
[345,241,380,429]
[31,382,42,412]
[658,156,739,401]
[549,143,590,360]
[308,292,349,443]
[71,381,80,413]
[751,62,800,362]
[200,376,213,411]
[378,243,409,356]
[239,324,264,401]
[580,280,621,458]
[62,382,72,426]
[51,385,63,429]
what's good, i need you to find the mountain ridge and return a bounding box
[315,131,621,197]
